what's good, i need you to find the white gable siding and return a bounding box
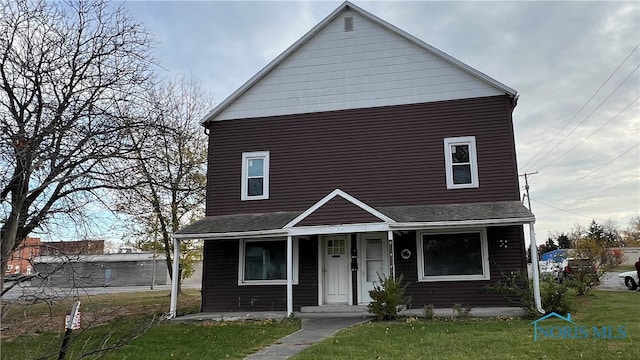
[215,9,504,121]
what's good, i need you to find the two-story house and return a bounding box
[172,1,535,317]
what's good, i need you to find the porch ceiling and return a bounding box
[173,201,533,239]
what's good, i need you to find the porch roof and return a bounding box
[174,201,534,239]
[379,201,535,224]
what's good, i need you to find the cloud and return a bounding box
[120,0,640,243]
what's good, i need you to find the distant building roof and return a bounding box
[32,252,165,263]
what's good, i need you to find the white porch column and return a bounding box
[169,237,180,319]
[387,230,395,279]
[529,222,544,314]
[286,235,293,317]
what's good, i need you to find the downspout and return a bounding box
[169,237,180,319]
[529,222,545,314]
[286,235,293,317]
[522,173,544,315]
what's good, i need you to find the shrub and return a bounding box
[563,237,622,295]
[484,270,574,318]
[483,270,536,318]
[452,303,472,319]
[367,273,411,321]
[541,278,574,315]
[423,305,434,321]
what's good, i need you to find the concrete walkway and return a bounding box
[244,316,372,360]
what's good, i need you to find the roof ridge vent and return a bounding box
[344,16,353,32]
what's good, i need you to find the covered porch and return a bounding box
[169,189,537,318]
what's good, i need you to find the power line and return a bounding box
[531,198,602,222]
[540,142,640,198]
[537,95,640,170]
[521,43,640,171]
[562,174,640,210]
[527,63,640,172]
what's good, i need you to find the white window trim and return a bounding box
[238,238,298,286]
[416,228,490,282]
[444,136,478,189]
[241,151,270,201]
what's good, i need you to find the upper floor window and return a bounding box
[241,151,270,200]
[444,136,478,189]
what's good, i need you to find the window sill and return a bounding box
[238,280,299,286]
[417,275,490,282]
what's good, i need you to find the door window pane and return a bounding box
[327,238,345,255]
[366,239,383,259]
[367,260,383,281]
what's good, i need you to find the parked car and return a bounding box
[559,258,597,283]
[618,271,639,290]
[540,260,562,281]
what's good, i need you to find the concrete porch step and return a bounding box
[300,305,368,313]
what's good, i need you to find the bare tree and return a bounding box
[621,216,640,246]
[0,0,155,292]
[113,76,212,292]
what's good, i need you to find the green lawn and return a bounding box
[102,319,299,360]
[293,291,640,360]
[2,290,638,359]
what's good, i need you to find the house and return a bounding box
[172,1,536,317]
[38,239,104,256]
[6,237,41,276]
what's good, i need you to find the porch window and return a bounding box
[241,151,269,200]
[416,229,489,282]
[444,136,478,189]
[238,239,298,285]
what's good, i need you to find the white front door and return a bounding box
[358,233,388,304]
[323,235,350,304]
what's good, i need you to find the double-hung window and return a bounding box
[444,136,478,189]
[238,239,298,285]
[416,229,489,282]
[241,151,269,200]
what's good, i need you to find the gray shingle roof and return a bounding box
[175,201,533,238]
[379,201,534,223]
[176,211,299,235]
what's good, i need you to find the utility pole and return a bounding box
[519,171,544,314]
[520,171,538,212]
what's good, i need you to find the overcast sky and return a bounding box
[109,0,639,245]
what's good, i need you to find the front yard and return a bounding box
[294,290,639,359]
[1,290,638,359]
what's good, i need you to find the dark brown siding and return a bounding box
[395,225,526,308]
[206,96,520,216]
[296,196,383,226]
[201,237,318,312]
